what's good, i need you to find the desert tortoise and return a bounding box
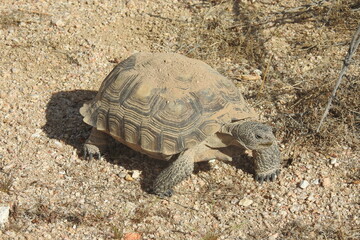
[80,52,281,197]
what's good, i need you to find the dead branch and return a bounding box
[316,24,360,132]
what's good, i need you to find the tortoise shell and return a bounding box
[80,52,257,157]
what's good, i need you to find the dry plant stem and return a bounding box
[316,24,360,132]
[258,54,273,97]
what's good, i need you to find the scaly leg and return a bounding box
[152,150,194,197]
[84,128,111,160]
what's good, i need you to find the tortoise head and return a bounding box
[232,121,276,150]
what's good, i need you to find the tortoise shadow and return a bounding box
[43,90,255,193]
[42,90,170,192]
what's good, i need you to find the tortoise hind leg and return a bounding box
[152,150,194,197]
[84,128,111,160]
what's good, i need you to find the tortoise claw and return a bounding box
[256,175,264,184]
[270,173,277,181]
[255,169,280,183]
[153,189,174,198]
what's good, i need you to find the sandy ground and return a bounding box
[0,0,359,239]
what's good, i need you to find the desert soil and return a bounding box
[0,0,359,239]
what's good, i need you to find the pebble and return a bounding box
[279,210,287,216]
[51,19,66,27]
[131,170,141,179]
[0,206,10,228]
[240,74,261,81]
[253,69,262,76]
[322,177,331,188]
[330,158,337,165]
[312,179,320,185]
[239,198,253,207]
[125,174,134,181]
[53,140,63,148]
[31,129,42,138]
[123,232,141,240]
[289,205,301,213]
[268,233,279,240]
[118,172,127,178]
[307,193,315,201]
[299,180,309,189]
[11,68,20,74]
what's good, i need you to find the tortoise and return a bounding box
[80,52,281,197]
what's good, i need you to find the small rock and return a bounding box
[118,172,127,178]
[239,198,253,207]
[312,179,320,185]
[289,205,300,213]
[299,180,309,189]
[240,74,261,81]
[0,206,10,228]
[330,158,337,165]
[31,129,43,138]
[10,68,20,74]
[123,232,141,240]
[268,233,279,240]
[279,210,287,216]
[51,19,66,27]
[53,140,63,148]
[253,69,262,76]
[125,174,134,181]
[131,170,141,179]
[307,193,315,201]
[230,198,239,205]
[322,177,331,188]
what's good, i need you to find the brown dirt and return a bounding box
[0,0,359,239]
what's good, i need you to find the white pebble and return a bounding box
[0,206,10,228]
[239,198,253,207]
[51,19,66,27]
[299,180,309,189]
[268,233,279,240]
[330,158,337,165]
[253,69,262,76]
[132,170,141,179]
[54,140,63,148]
[312,179,320,185]
[31,129,42,138]
[118,172,127,178]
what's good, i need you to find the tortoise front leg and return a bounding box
[253,142,281,183]
[152,150,194,197]
[84,128,111,160]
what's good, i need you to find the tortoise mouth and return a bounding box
[260,142,273,147]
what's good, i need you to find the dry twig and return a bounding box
[316,24,360,132]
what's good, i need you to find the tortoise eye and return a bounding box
[255,134,262,139]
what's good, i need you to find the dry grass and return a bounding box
[280,221,360,240]
[112,225,124,239]
[0,174,13,194]
[153,0,360,155]
[202,232,220,240]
